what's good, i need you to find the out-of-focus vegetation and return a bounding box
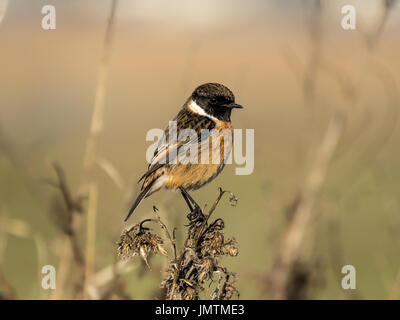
[1,0,400,299]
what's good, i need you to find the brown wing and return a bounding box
[138,108,216,187]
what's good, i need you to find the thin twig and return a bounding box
[47,163,86,297]
[84,183,99,298]
[194,188,231,246]
[81,0,118,193]
[153,209,177,262]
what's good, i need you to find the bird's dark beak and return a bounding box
[228,103,243,109]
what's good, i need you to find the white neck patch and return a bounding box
[188,99,218,122]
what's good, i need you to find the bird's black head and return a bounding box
[190,83,243,122]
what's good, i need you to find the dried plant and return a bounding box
[46,162,86,297]
[117,219,168,267]
[117,188,240,300]
[266,1,348,299]
[47,162,133,300]
[81,0,118,192]
[0,268,17,300]
[43,0,119,299]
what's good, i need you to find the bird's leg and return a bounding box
[179,187,202,210]
[179,187,205,222]
[180,187,194,212]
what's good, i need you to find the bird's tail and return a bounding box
[124,180,155,222]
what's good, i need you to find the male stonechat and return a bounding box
[124,83,243,222]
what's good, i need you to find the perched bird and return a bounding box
[124,83,243,222]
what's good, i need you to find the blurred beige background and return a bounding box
[0,0,400,299]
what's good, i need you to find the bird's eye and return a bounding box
[210,98,217,104]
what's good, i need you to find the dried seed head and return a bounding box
[209,218,225,231]
[131,188,241,300]
[181,247,199,269]
[196,257,216,283]
[201,231,224,256]
[160,267,175,292]
[183,286,198,300]
[117,222,167,267]
[157,243,168,256]
[222,238,239,257]
[212,272,239,300]
[219,283,240,300]
[228,193,238,207]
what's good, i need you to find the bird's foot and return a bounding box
[186,206,205,225]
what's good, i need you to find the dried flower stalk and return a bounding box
[117,188,240,300]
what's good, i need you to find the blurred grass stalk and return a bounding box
[84,183,98,298]
[80,0,118,299]
[81,0,118,192]
[51,0,119,299]
[267,112,345,299]
[267,0,398,299]
[365,0,398,49]
[0,0,8,25]
[267,0,346,299]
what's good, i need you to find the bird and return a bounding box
[124,83,243,222]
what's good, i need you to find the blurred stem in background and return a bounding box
[84,183,98,298]
[365,0,397,49]
[49,0,119,299]
[0,0,8,25]
[266,0,399,299]
[267,113,345,299]
[266,0,330,299]
[0,0,20,300]
[81,0,119,192]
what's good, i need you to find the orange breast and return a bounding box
[165,121,232,190]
